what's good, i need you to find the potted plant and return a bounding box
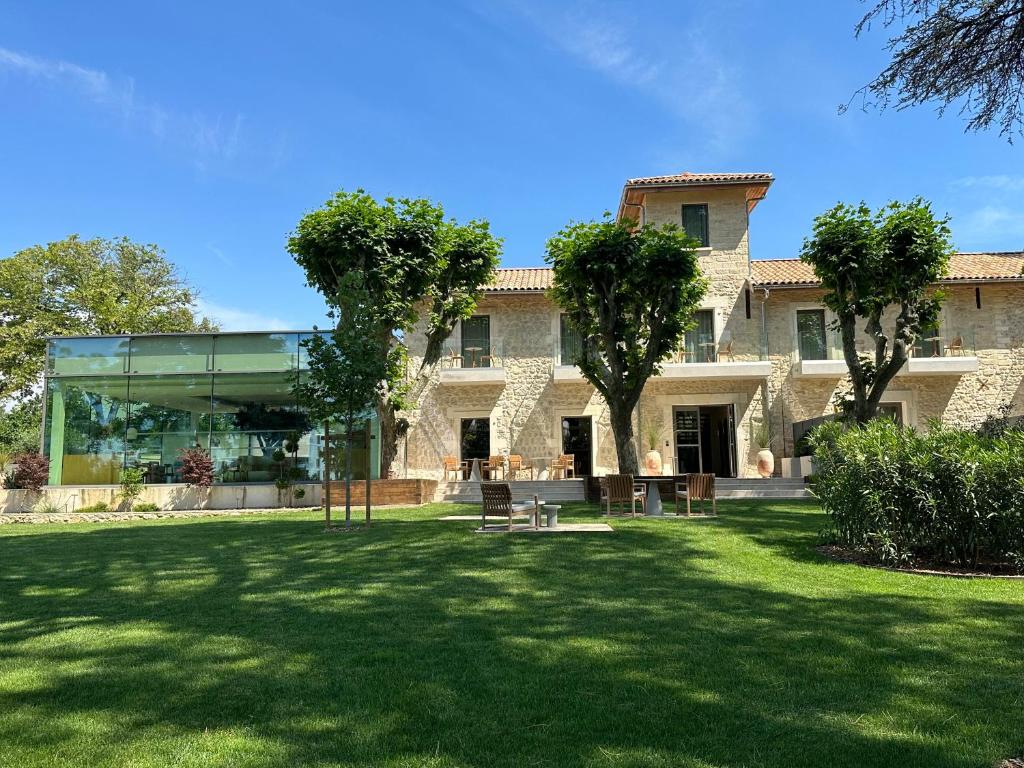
[642,417,663,476]
[752,420,775,478]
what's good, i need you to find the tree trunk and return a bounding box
[344,415,353,528]
[608,401,640,475]
[377,397,402,478]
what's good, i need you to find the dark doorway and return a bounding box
[673,405,736,477]
[561,416,593,476]
[460,418,490,462]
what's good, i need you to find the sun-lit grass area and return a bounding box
[1,500,1022,767]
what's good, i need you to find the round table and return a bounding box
[464,346,482,368]
[543,504,561,528]
[534,456,554,480]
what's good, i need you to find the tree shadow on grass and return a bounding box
[0,513,1022,767]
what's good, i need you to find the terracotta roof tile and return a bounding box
[750,252,1024,287]
[483,268,553,292]
[626,172,774,186]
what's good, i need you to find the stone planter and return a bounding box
[756,449,775,478]
[644,450,663,475]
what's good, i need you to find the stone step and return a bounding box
[716,488,812,499]
[437,480,586,503]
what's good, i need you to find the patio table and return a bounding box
[534,456,554,480]
[464,346,482,368]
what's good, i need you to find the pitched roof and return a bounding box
[750,253,1024,287]
[625,172,774,186]
[484,253,1024,294]
[483,268,553,292]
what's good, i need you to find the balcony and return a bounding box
[438,340,506,385]
[902,329,978,376]
[660,336,771,379]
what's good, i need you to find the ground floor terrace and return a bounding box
[1,500,1020,767]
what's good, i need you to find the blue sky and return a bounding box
[2,1,1022,330]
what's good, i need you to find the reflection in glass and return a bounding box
[45,376,129,484]
[130,335,213,374]
[683,310,716,362]
[796,310,827,361]
[126,375,213,483]
[214,333,298,372]
[48,337,130,375]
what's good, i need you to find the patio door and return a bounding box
[560,416,592,476]
[460,417,490,462]
[674,407,702,474]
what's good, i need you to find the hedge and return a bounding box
[808,418,1024,572]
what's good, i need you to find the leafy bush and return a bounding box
[77,502,113,514]
[119,467,146,511]
[133,502,160,512]
[179,446,214,487]
[4,452,50,492]
[808,419,1024,571]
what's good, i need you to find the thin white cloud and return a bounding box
[194,299,293,333]
[495,1,750,159]
[952,175,1024,192]
[0,46,255,169]
[957,205,1024,244]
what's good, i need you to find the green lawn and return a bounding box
[1,501,1021,768]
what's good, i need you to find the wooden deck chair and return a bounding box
[682,473,716,516]
[602,474,647,517]
[445,348,464,369]
[508,455,533,480]
[442,455,465,481]
[719,338,735,362]
[480,482,541,531]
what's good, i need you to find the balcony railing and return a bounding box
[905,328,978,375]
[661,336,771,379]
[439,340,506,384]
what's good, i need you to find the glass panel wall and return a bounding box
[42,331,376,485]
[45,376,129,484]
[214,333,298,372]
[559,314,583,366]
[130,335,213,374]
[126,375,213,483]
[461,317,491,369]
[49,337,130,375]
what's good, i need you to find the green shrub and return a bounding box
[77,502,112,514]
[808,419,1024,571]
[133,502,160,512]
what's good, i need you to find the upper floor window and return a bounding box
[461,316,491,368]
[796,309,827,361]
[682,309,716,362]
[681,204,710,247]
[559,314,584,366]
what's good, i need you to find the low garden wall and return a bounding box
[0,483,323,514]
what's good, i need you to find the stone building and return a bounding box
[401,172,1024,480]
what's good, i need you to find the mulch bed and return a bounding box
[817,545,1023,579]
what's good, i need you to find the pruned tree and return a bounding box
[848,0,1024,137]
[800,199,953,424]
[288,191,501,477]
[547,217,707,474]
[295,273,399,528]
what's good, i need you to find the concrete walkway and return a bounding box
[0,508,311,525]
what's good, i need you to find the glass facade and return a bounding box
[43,332,379,485]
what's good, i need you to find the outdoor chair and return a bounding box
[601,474,647,517]
[945,335,965,356]
[548,456,566,479]
[675,473,716,516]
[442,455,466,481]
[480,482,541,531]
[444,348,464,369]
[559,454,575,479]
[719,339,735,362]
[482,455,505,480]
[508,454,533,480]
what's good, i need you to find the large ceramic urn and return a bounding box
[644,450,663,475]
[756,449,775,478]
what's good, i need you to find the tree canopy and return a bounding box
[0,235,215,402]
[287,190,501,475]
[849,0,1024,137]
[800,199,953,423]
[547,217,707,474]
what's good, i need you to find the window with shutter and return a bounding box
[681,204,709,247]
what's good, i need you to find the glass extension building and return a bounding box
[43,332,381,486]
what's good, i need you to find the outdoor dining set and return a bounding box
[442,454,577,481]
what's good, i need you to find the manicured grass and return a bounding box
[1,501,1021,767]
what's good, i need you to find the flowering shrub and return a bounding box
[179,446,214,487]
[4,452,50,492]
[809,419,1024,572]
